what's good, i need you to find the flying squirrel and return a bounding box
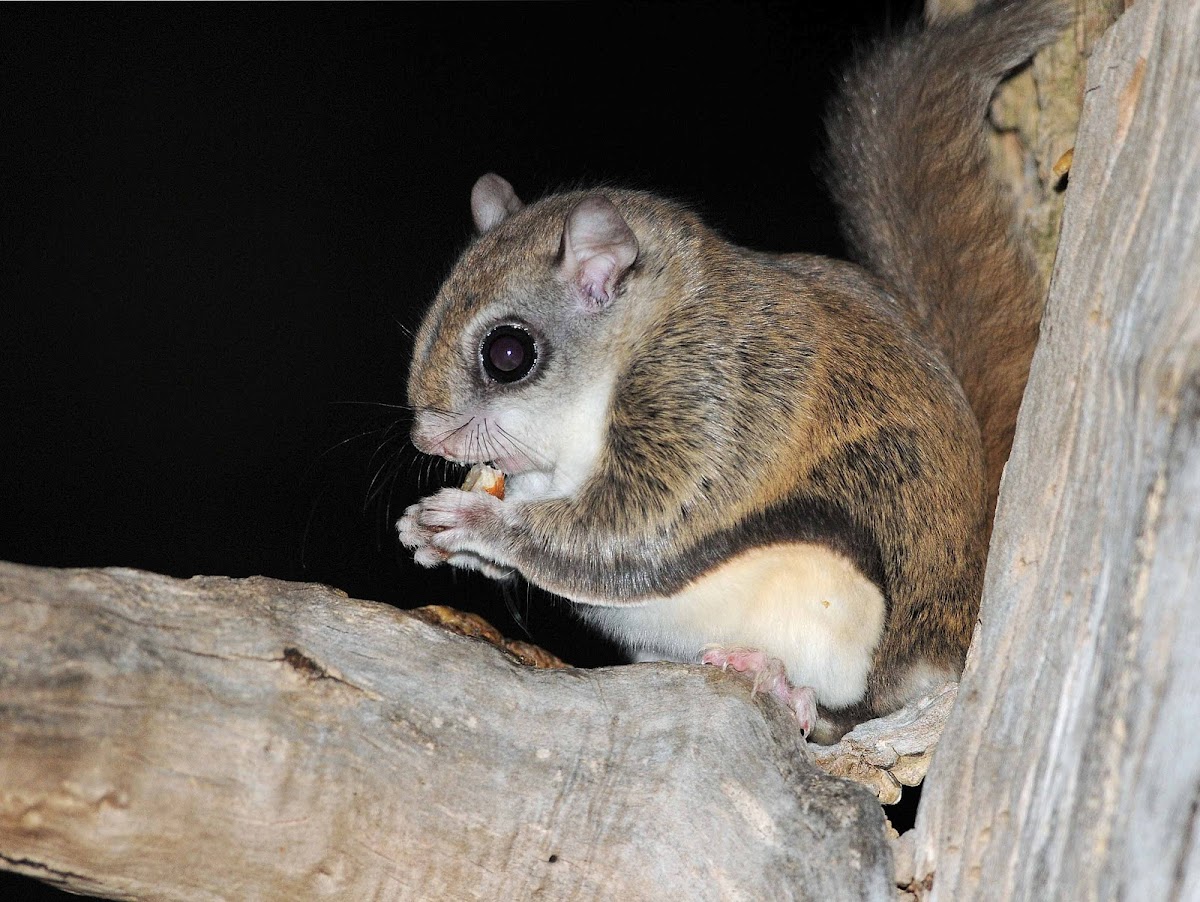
[398,0,1069,742]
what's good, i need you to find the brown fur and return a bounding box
[402,0,1067,731]
[825,0,1070,525]
[410,189,986,719]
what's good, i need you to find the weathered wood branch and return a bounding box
[0,562,892,901]
[812,683,958,807]
[913,0,1200,897]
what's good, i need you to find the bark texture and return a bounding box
[0,562,892,901]
[912,0,1200,897]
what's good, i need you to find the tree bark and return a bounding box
[0,562,892,901]
[912,0,1200,897]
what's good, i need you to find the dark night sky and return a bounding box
[1,2,918,896]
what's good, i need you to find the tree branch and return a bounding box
[0,562,892,900]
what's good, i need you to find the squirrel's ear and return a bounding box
[560,196,639,310]
[471,173,524,233]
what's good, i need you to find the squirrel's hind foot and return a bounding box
[701,645,817,737]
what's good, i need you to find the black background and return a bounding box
[1,2,919,897]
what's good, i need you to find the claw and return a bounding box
[701,644,816,737]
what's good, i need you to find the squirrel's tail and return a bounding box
[824,0,1069,519]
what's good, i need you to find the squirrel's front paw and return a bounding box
[396,500,446,567]
[397,487,505,569]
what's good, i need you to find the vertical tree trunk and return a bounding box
[912,0,1200,897]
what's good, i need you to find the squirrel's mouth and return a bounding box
[412,411,538,477]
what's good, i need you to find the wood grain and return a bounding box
[0,562,892,901]
[913,0,1200,897]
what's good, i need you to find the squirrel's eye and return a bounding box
[481,325,537,383]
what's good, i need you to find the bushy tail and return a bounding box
[824,0,1069,519]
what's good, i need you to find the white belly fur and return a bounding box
[583,543,885,709]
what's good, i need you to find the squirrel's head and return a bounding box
[406,174,641,493]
